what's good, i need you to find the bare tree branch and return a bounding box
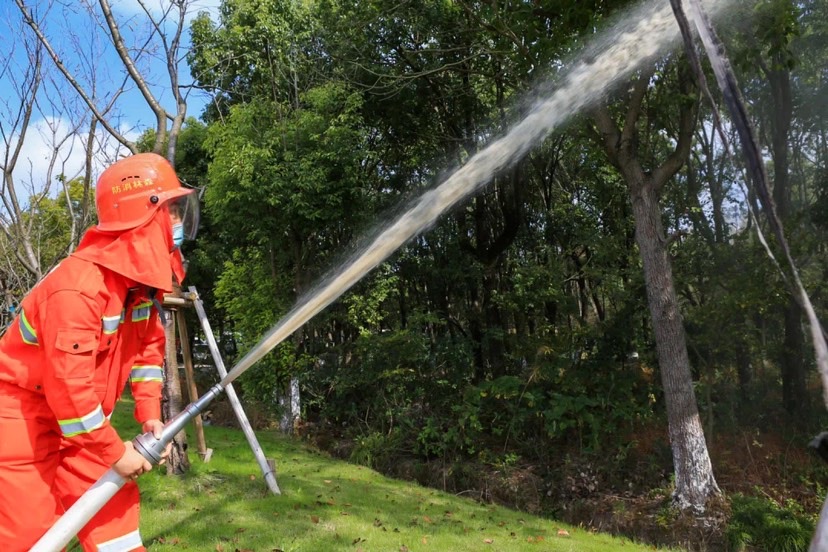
[13,0,138,153]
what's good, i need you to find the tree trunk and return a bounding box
[631,182,719,511]
[279,378,301,434]
[592,62,719,511]
[162,312,190,475]
[782,301,807,416]
[766,62,806,419]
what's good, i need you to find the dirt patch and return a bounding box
[558,493,730,551]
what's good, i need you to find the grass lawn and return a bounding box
[103,398,670,552]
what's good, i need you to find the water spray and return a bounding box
[30,0,736,549]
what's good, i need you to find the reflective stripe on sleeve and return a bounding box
[130,365,163,383]
[19,308,38,345]
[58,404,106,437]
[102,314,121,335]
[96,529,143,552]
[131,301,152,322]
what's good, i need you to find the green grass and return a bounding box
[104,399,667,551]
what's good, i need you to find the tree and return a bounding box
[750,0,806,418]
[592,60,720,512]
[0,7,98,301]
[11,0,210,473]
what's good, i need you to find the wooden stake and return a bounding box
[176,308,211,462]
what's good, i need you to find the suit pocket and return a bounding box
[53,328,99,381]
[54,329,98,355]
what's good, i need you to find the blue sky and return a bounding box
[0,0,221,198]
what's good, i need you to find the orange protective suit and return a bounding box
[0,208,184,552]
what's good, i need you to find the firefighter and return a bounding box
[0,152,200,551]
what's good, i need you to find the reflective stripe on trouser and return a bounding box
[97,529,143,552]
[0,383,144,552]
[55,443,144,552]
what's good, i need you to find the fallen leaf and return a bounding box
[557,529,570,537]
[484,538,494,544]
[235,528,247,534]
[423,515,433,523]
[249,475,256,480]
[400,546,409,552]
[311,515,320,524]
[324,479,332,484]
[216,545,224,552]
[421,537,428,544]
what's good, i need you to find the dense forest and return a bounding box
[5,0,828,549]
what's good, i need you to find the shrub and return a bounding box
[726,494,815,552]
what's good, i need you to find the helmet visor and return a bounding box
[167,190,200,241]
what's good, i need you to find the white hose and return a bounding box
[29,469,126,552]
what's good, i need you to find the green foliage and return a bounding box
[204,81,375,277]
[181,0,828,538]
[348,428,409,469]
[28,177,91,268]
[726,493,816,552]
[189,0,318,116]
[1,177,95,305]
[343,264,399,335]
[213,246,295,405]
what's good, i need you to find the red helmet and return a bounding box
[96,153,198,235]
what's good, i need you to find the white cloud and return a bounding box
[0,0,209,205]
[7,117,140,203]
[109,0,222,25]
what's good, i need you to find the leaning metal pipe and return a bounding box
[29,384,224,552]
[190,286,281,495]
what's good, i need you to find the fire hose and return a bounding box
[29,384,224,552]
[31,321,274,552]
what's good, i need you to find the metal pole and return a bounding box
[811,494,828,552]
[30,384,224,552]
[189,286,280,494]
